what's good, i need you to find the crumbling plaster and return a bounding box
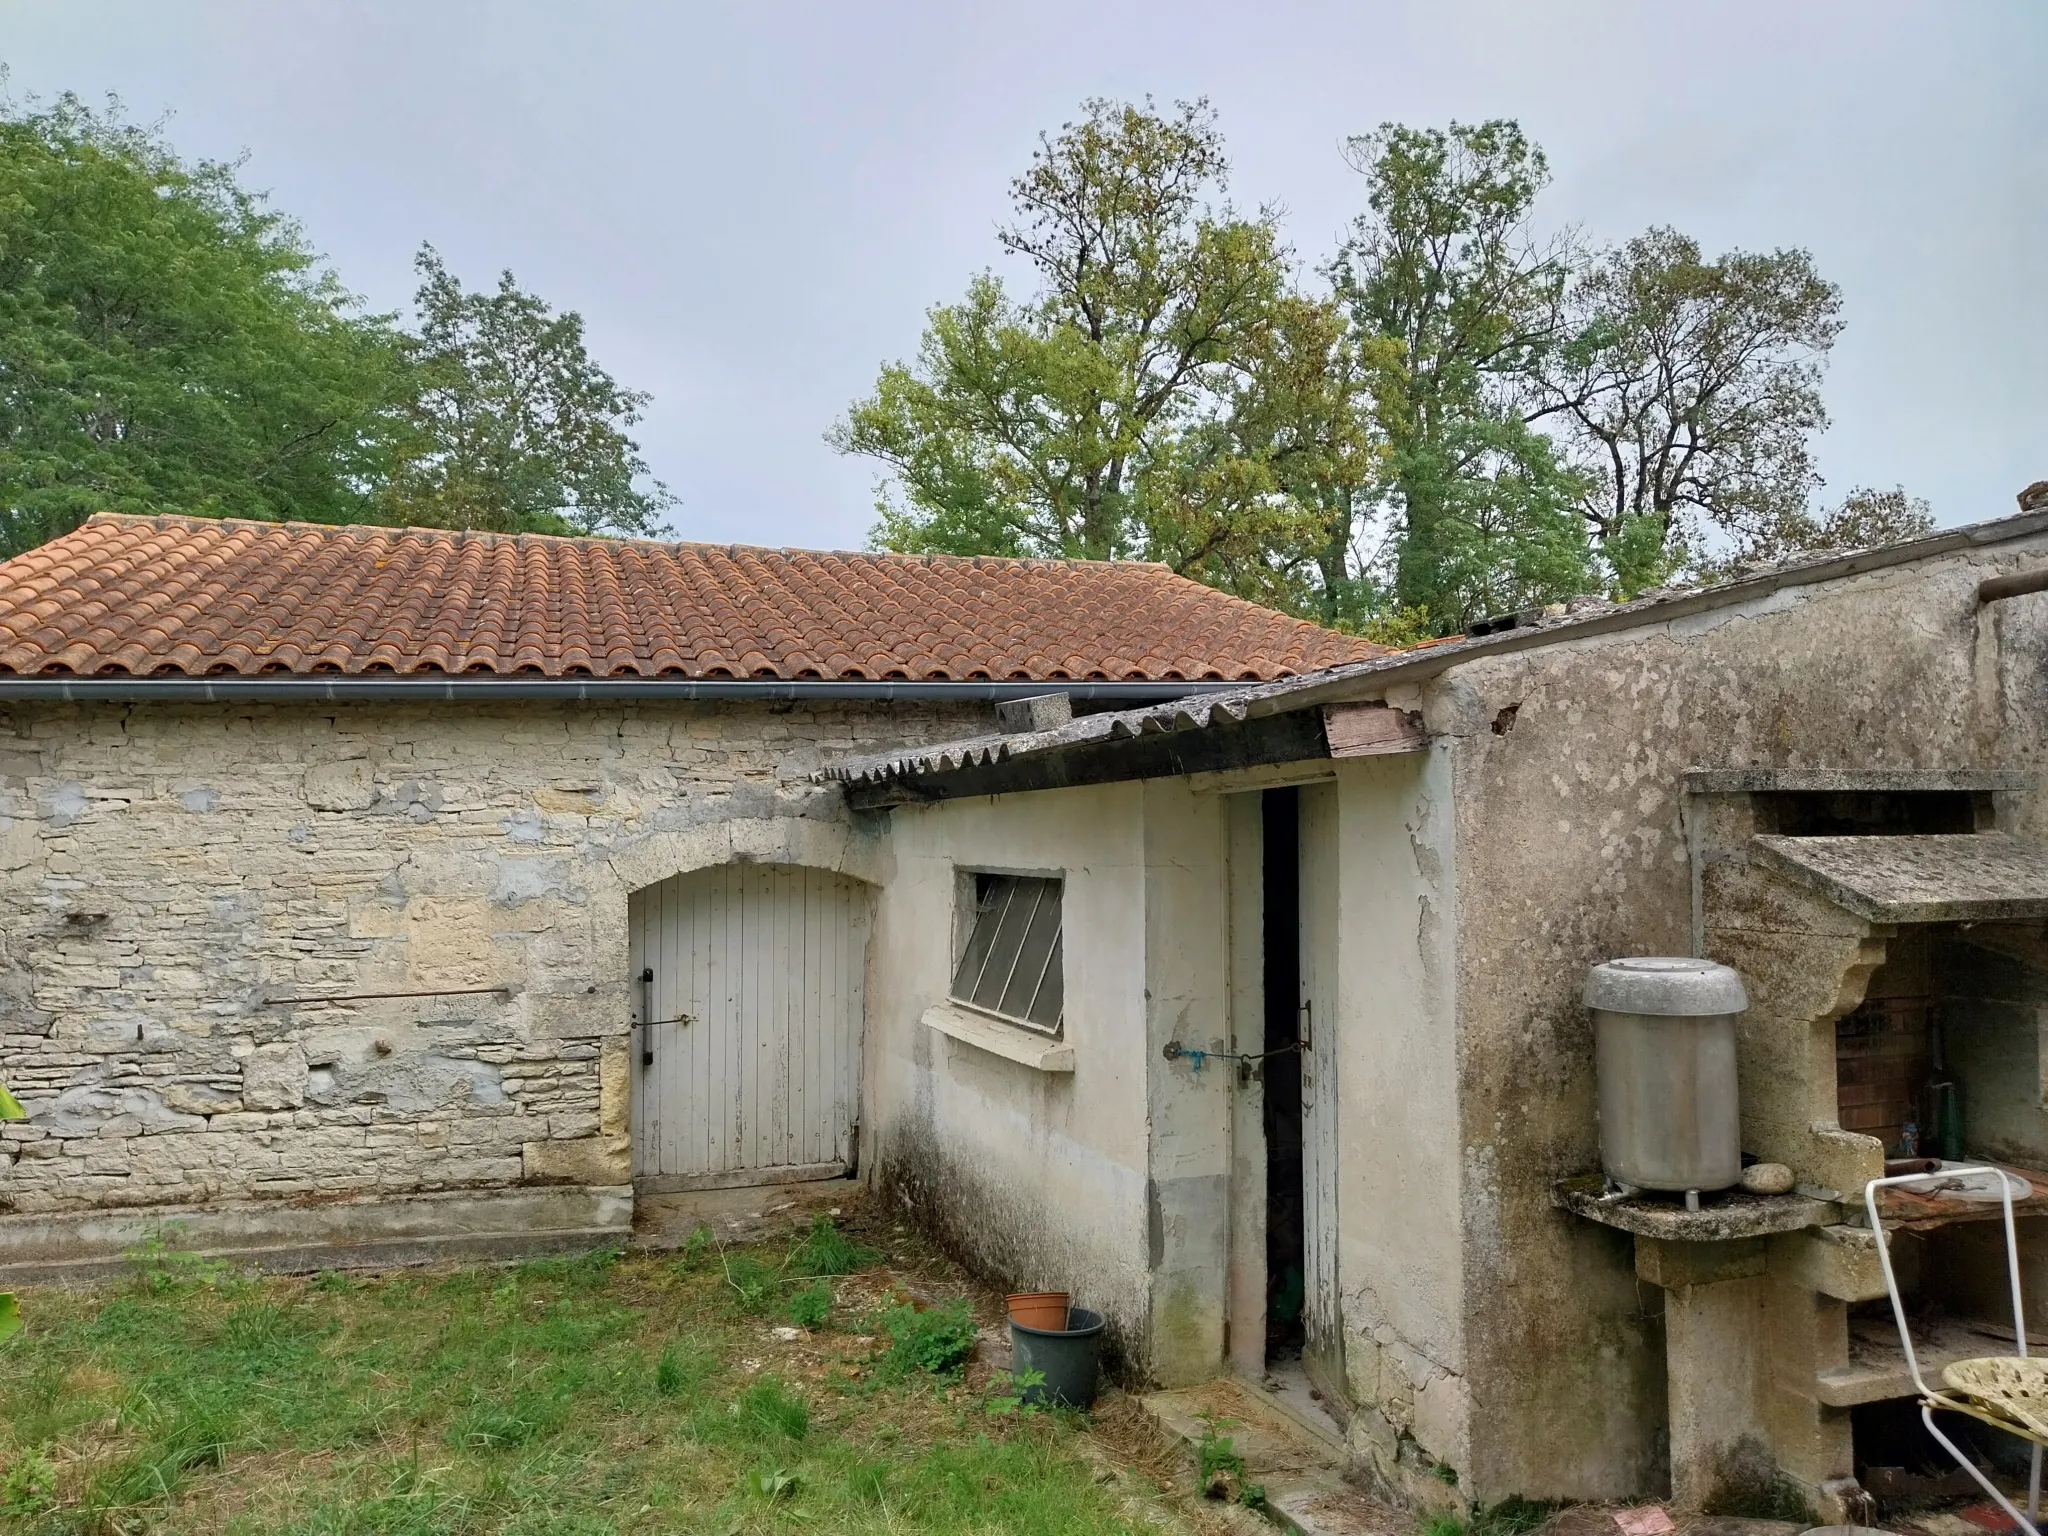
[0,696,985,1259]
[1421,537,2048,1504]
[1326,752,1468,1496]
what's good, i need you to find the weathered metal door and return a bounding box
[1297,782,1346,1404]
[629,863,867,1191]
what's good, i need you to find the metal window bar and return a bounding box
[969,880,1031,1013]
[1866,1167,2043,1533]
[950,874,1063,1035]
[987,881,1039,1013]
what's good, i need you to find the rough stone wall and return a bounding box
[0,697,987,1219]
[1409,538,2048,1502]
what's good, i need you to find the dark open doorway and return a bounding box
[1262,786,1305,1363]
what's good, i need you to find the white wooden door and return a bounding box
[1297,782,1346,1404]
[628,864,868,1191]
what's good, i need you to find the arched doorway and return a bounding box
[628,863,869,1191]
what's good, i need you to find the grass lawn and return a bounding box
[0,1209,1230,1535]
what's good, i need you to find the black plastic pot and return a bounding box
[1009,1306,1105,1408]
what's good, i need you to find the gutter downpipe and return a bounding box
[0,677,1250,705]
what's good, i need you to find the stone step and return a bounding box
[1140,1377,1409,1536]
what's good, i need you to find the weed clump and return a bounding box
[672,1223,715,1273]
[513,1246,620,1289]
[448,1387,570,1450]
[722,1253,780,1313]
[84,1406,232,1514]
[877,1297,977,1379]
[0,1447,55,1517]
[1434,1497,1560,1536]
[740,1376,809,1440]
[125,1224,236,1295]
[654,1340,703,1397]
[788,1214,876,1277]
[787,1279,833,1330]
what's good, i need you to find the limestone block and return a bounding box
[1346,1403,1400,1463]
[1802,1124,1883,1205]
[522,1135,629,1186]
[1412,1368,1471,1471]
[42,1085,205,1138]
[160,1082,241,1116]
[244,1043,309,1110]
[1636,1236,1768,1290]
[304,760,376,811]
[598,1039,630,1137]
[399,897,496,989]
[0,819,39,872]
[529,991,617,1040]
[534,785,606,814]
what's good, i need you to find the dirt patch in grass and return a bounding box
[0,1201,1224,1534]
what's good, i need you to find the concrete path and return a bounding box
[1141,1376,1410,1536]
[629,1178,857,1249]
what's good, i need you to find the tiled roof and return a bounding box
[0,514,1384,681]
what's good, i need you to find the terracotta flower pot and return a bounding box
[1007,1290,1071,1330]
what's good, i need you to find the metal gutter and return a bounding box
[0,676,1248,705]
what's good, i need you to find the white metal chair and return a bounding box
[1867,1167,2046,1534]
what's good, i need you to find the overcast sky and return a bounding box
[5,2,2042,550]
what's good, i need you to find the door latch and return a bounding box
[633,967,693,1067]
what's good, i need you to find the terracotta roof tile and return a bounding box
[0,513,1385,681]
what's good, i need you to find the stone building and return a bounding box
[830,495,2048,1518]
[14,496,2048,1523]
[0,511,1373,1271]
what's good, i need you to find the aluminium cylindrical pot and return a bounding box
[1586,956,1748,1193]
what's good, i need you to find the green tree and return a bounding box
[832,99,1344,608]
[0,90,404,558]
[382,246,674,537]
[1540,227,1846,592]
[1691,484,1935,582]
[1144,293,1387,613]
[1332,121,1592,631]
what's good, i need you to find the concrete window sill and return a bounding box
[922,1003,1074,1073]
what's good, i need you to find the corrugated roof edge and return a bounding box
[824,502,2048,791]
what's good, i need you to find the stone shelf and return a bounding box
[1553,1174,1837,1241]
[1815,1313,2017,1407]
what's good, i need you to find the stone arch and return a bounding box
[604,818,885,1189]
[602,814,888,902]
[582,814,889,1021]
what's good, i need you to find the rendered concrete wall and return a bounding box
[1328,751,1467,1498]
[1142,778,1235,1384]
[866,777,1234,1382]
[0,696,987,1256]
[1420,531,2048,1503]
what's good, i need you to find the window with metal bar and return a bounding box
[950,873,1064,1035]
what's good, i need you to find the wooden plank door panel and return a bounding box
[1297,781,1346,1409]
[629,864,866,1191]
